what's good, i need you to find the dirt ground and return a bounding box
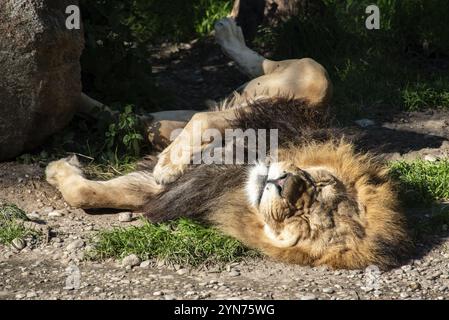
[1,38,449,300]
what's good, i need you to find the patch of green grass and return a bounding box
[90,218,258,266]
[390,160,449,206]
[390,159,449,239]
[0,204,38,245]
[402,82,449,111]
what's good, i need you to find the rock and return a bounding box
[66,240,85,251]
[153,291,163,296]
[42,207,55,214]
[27,212,40,220]
[176,268,188,275]
[229,270,240,277]
[140,260,151,268]
[118,212,133,223]
[365,264,382,274]
[373,290,382,296]
[322,287,335,294]
[424,154,438,162]
[164,295,176,300]
[298,294,317,300]
[0,0,84,160]
[11,238,26,250]
[401,265,413,272]
[48,210,62,218]
[355,119,375,128]
[361,286,374,293]
[122,254,141,268]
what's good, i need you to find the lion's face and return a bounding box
[247,161,347,248]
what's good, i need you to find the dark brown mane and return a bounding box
[231,97,345,147]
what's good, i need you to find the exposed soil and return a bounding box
[1,37,449,300]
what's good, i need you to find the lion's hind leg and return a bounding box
[45,156,162,211]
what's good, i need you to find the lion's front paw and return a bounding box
[153,151,187,185]
[45,155,83,188]
[214,17,246,53]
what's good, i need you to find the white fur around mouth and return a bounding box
[246,162,268,207]
[246,161,289,207]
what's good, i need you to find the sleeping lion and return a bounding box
[46,98,410,269]
[46,18,410,269]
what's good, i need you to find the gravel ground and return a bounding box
[1,236,449,300]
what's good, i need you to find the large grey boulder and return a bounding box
[0,0,84,160]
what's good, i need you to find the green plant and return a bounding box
[194,0,232,35]
[17,104,145,178]
[390,160,449,206]
[90,218,258,266]
[105,105,144,158]
[402,83,449,111]
[0,204,38,245]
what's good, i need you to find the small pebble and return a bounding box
[322,287,335,294]
[229,270,240,277]
[140,260,151,268]
[177,268,188,275]
[27,211,40,220]
[11,238,26,250]
[424,154,438,162]
[299,294,317,300]
[122,254,141,268]
[355,119,375,128]
[93,287,103,293]
[48,210,62,218]
[118,212,133,222]
[66,240,85,251]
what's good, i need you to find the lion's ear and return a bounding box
[305,167,336,185]
[305,168,339,202]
